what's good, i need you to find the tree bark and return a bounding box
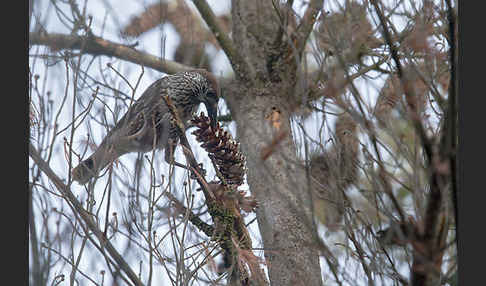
[226,1,323,285]
[226,85,323,286]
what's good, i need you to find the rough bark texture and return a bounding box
[226,84,322,286]
[226,1,323,285]
[231,0,279,81]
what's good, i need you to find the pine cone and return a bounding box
[191,113,247,187]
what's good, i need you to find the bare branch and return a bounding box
[443,0,458,238]
[371,1,454,285]
[29,31,192,74]
[191,0,253,80]
[296,0,323,55]
[370,0,433,161]
[165,192,215,237]
[29,143,144,286]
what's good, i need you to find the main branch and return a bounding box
[29,32,191,75]
[296,0,323,55]
[191,0,253,81]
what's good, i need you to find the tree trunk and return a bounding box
[226,85,323,286]
[226,1,323,284]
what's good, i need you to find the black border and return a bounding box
[457,0,480,285]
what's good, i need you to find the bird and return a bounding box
[72,69,219,185]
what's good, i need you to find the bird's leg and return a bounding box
[164,139,206,179]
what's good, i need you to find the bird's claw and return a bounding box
[190,163,207,180]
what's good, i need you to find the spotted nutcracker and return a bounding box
[72,70,219,184]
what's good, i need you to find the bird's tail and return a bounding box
[72,143,120,185]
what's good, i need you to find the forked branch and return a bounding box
[191,0,253,81]
[29,143,144,286]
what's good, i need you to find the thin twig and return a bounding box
[296,0,323,56]
[29,143,144,286]
[165,192,214,237]
[444,0,458,243]
[371,1,452,284]
[370,0,433,161]
[191,0,253,81]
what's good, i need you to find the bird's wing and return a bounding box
[110,77,171,139]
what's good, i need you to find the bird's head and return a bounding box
[187,69,220,129]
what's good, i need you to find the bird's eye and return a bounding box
[84,158,94,169]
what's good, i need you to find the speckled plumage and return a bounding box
[72,70,219,184]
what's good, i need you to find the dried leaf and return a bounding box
[317,2,380,62]
[122,2,168,37]
[122,0,231,50]
[265,107,282,130]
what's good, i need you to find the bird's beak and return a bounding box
[205,101,218,129]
